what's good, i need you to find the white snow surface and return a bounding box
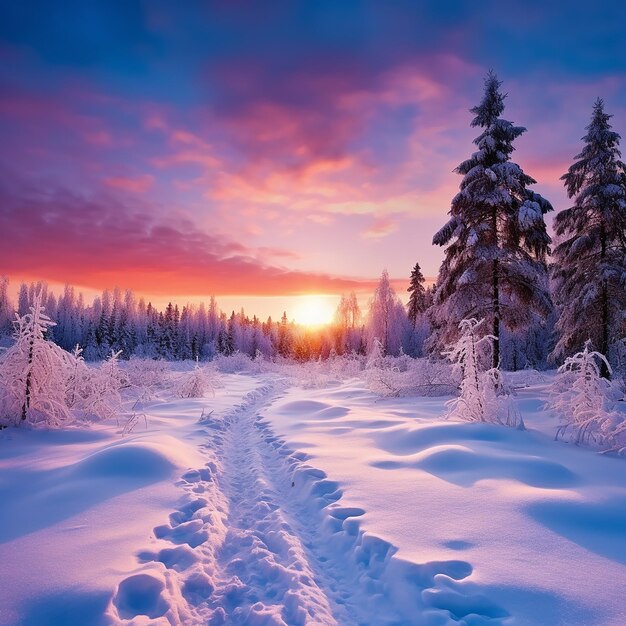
[0,371,625,625]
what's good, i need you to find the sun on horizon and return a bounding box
[291,294,337,327]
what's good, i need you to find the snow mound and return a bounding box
[528,498,626,564]
[372,443,578,488]
[275,399,350,418]
[76,442,177,480]
[374,421,523,455]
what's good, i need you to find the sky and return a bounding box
[1,0,625,320]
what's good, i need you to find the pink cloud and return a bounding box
[362,217,397,239]
[152,127,221,171]
[103,174,155,193]
[0,183,390,296]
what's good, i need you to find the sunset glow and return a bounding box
[291,295,337,327]
[0,2,624,314]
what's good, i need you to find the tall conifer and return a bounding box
[431,72,552,368]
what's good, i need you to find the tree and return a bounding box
[0,293,74,427]
[367,270,408,356]
[333,292,362,354]
[407,262,429,328]
[430,72,553,369]
[444,318,522,427]
[0,275,12,337]
[278,311,292,357]
[551,99,626,377]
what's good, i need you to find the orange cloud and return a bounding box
[0,184,397,297]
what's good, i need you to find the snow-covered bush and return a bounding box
[409,358,458,396]
[327,351,364,379]
[549,342,625,450]
[121,403,148,436]
[125,358,170,401]
[507,367,547,388]
[363,339,456,398]
[256,352,364,389]
[364,338,403,397]
[288,358,338,389]
[213,351,260,374]
[66,345,92,409]
[0,294,75,427]
[481,367,524,428]
[444,318,523,427]
[74,350,128,421]
[175,361,215,398]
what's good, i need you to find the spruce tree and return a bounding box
[407,262,428,327]
[551,99,626,376]
[431,72,553,368]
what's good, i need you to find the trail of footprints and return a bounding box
[110,382,507,625]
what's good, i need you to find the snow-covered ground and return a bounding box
[1,371,625,625]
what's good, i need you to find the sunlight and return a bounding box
[291,295,336,327]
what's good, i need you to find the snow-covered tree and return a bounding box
[406,263,432,357]
[407,262,428,327]
[549,341,625,449]
[333,292,362,355]
[277,311,292,357]
[367,270,409,356]
[0,293,74,427]
[430,72,553,369]
[0,276,13,338]
[551,99,626,377]
[444,318,523,427]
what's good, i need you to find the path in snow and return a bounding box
[109,379,507,625]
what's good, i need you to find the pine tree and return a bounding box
[407,262,428,327]
[0,276,12,337]
[278,311,291,357]
[551,99,626,377]
[430,72,553,369]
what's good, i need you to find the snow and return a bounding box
[265,376,626,625]
[1,369,625,625]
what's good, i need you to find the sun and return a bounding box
[292,295,336,327]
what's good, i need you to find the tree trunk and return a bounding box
[491,205,500,371]
[600,227,611,379]
[21,335,35,421]
[492,258,500,370]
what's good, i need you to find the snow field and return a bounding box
[1,371,625,625]
[264,377,626,625]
